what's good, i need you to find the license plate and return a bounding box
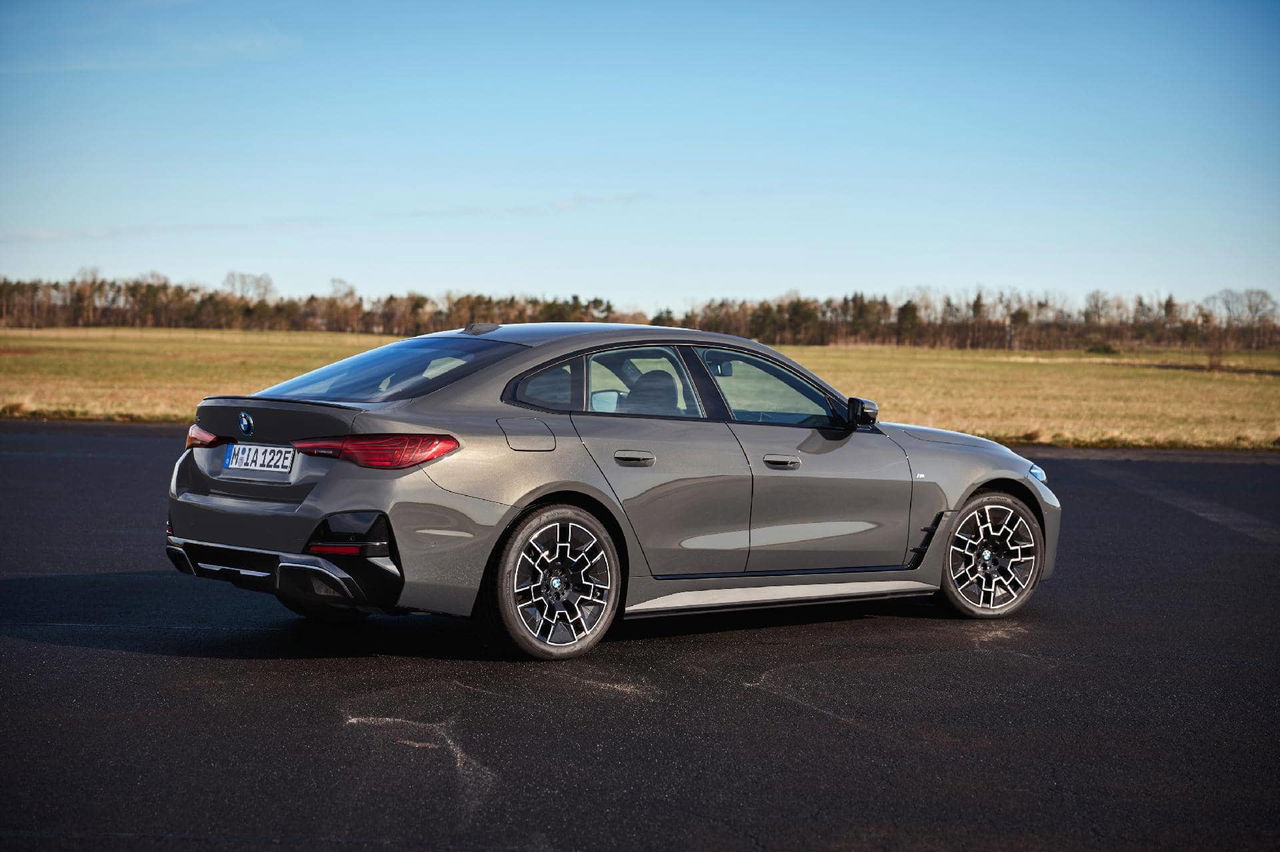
[224,443,295,473]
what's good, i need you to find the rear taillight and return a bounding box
[185,424,222,450]
[292,434,459,469]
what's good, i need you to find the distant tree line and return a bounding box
[0,270,641,338]
[656,288,1279,351]
[0,268,1275,351]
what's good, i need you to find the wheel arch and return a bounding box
[472,487,634,616]
[965,477,1046,534]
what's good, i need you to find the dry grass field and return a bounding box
[789,345,1279,449]
[1,327,1277,449]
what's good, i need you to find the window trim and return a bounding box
[583,344,706,421]
[507,356,583,413]
[501,338,852,430]
[502,340,711,420]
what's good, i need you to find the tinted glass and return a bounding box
[515,361,575,410]
[696,348,840,427]
[587,346,703,419]
[259,337,519,403]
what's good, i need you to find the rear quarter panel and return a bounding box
[353,404,654,611]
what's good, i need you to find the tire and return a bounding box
[484,505,621,660]
[939,492,1044,619]
[277,597,369,624]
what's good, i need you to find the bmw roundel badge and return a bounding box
[238,411,254,437]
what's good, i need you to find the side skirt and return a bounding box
[623,579,936,619]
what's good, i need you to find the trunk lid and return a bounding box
[197,395,369,443]
[182,396,389,503]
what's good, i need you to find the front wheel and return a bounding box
[485,505,621,660]
[940,492,1044,618]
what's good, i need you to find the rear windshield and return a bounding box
[257,337,520,403]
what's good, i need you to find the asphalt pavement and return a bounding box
[1,421,1278,849]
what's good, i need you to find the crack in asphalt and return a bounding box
[344,716,497,821]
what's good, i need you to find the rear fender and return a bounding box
[361,409,655,612]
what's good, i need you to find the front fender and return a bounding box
[885,429,1062,586]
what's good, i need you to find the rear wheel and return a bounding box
[485,505,620,660]
[277,597,369,624]
[940,492,1044,618]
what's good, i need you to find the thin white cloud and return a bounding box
[0,219,324,243]
[0,26,298,75]
[163,26,300,61]
[0,196,646,244]
[403,192,651,219]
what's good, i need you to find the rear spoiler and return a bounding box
[200,395,366,412]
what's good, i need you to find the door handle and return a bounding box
[614,449,656,467]
[763,454,801,470]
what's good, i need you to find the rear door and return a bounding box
[569,345,752,576]
[692,347,913,573]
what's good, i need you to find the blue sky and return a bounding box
[1,0,1276,314]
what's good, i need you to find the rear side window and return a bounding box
[514,361,576,411]
[587,346,703,419]
[259,337,520,403]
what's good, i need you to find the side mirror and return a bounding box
[590,388,622,413]
[847,397,878,428]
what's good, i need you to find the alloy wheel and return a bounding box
[948,503,1038,611]
[512,521,612,646]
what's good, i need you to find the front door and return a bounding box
[571,345,753,576]
[692,347,912,573]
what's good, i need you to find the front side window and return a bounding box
[259,337,519,403]
[696,348,841,427]
[587,346,703,419]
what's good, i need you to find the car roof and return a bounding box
[427,322,752,349]
[411,321,847,403]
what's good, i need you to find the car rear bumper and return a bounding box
[169,446,518,616]
[166,535,402,611]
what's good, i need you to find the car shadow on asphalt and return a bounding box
[0,570,960,662]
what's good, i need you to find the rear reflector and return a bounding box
[292,434,459,469]
[306,544,363,555]
[185,423,222,450]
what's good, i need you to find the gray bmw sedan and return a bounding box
[166,322,1061,659]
